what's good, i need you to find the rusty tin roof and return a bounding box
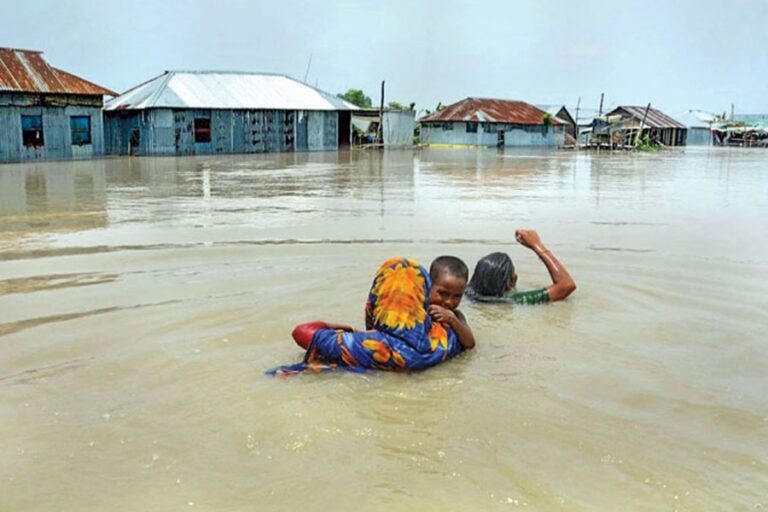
[609,106,686,129]
[420,98,556,125]
[0,47,115,96]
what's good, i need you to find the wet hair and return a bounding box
[429,255,469,282]
[465,252,514,300]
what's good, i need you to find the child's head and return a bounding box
[429,256,469,311]
[466,252,516,299]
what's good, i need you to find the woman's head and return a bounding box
[466,252,516,299]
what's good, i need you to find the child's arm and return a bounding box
[428,305,476,350]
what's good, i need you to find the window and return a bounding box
[70,116,92,145]
[466,122,478,133]
[194,118,211,143]
[442,122,453,131]
[21,115,44,147]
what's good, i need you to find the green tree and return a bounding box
[542,112,553,133]
[337,89,372,108]
[387,101,406,110]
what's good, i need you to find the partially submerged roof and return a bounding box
[420,98,555,125]
[104,71,358,111]
[0,47,115,96]
[608,106,686,129]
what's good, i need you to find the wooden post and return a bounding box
[598,93,604,116]
[635,103,651,147]
[377,80,385,145]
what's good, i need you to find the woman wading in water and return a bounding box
[465,229,576,304]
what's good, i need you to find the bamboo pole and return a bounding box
[377,80,385,145]
[635,103,651,147]
[574,96,581,148]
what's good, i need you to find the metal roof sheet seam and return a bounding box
[0,47,115,96]
[104,71,358,111]
[419,97,558,125]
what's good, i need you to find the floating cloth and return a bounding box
[268,257,463,376]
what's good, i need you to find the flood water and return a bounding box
[1,148,767,511]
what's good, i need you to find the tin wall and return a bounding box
[421,122,561,147]
[0,93,105,162]
[686,127,713,146]
[104,109,340,156]
[382,111,415,147]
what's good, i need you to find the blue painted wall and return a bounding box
[421,121,563,147]
[687,127,713,146]
[104,108,343,156]
[0,93,105,163]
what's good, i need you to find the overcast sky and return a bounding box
[2,0,766,119]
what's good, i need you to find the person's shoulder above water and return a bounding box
[467,288,549,305]
[503,288,551,305]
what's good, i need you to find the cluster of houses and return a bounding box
[0,47,752,163]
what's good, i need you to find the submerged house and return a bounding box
[598,106,688,147]
[0,47,115,163]
[103,71,357,156]
[419,98,564,148]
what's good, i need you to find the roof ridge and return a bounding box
[165,70,288,77]
[467,97,525,102]
[0,47,43,54]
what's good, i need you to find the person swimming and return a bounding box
[465,229,576,304]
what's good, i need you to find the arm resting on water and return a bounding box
[515,229,576,302]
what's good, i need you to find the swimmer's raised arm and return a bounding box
[515,229,576,302]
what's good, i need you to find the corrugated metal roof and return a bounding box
[104,71,358,111]
[0,47,115,96]
[420,98,556,125]
[608,106,686,129]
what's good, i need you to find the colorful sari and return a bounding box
[267,257,463,376]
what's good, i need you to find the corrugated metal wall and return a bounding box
[687,127,712,146]
[382,111,415,147]
[0,93,105,162]
[104,109,341,156]
[421,122,562,147]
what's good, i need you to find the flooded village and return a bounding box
[2,2,768,512]
[2,46,766,165]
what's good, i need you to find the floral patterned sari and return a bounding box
[267,257,463,375]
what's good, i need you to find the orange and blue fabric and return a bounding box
[267,257,463,376]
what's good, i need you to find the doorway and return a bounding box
[338,111,351,148]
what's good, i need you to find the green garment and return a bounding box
[501,288,551,305]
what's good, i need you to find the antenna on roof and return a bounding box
[303,54,313,83]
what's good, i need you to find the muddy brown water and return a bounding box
[1,148,767,511]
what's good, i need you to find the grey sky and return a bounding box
[2,0,766,119]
